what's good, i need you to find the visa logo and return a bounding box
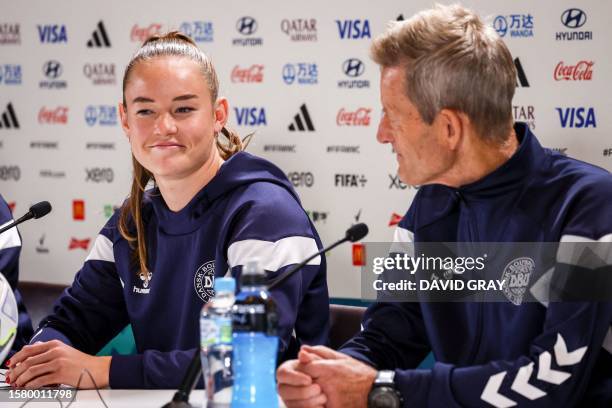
[556,107,596,128]
[38,24,67,43]
[336,19,371,39]
[234,107,267,126]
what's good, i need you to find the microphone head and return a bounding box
[346,223,368,242]
[30,201,52,219]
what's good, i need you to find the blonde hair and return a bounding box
[119,32,247,279]
[371,4,516,142]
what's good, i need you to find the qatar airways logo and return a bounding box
[231,64,264,83]
[131,23,162,42]
[554,61,593,81]
[38,106,68,124]
[336,108,371,126]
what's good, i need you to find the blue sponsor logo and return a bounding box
[342,58,365,77]
[85,105,117,126]
[556,107,596,128]
[234,107,267,126]
[37,24,67,43]
[335,19,371,39]
[282,63,318,85]
[561,8,586,29]
[179,21,213,42]
[493,14,533,38]
[236,16,257,35]
[556,9,591,41]
[0,64,22,85]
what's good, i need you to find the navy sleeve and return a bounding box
[0,195,34,353]
[342,183,612,407]
[341,219,430,369]
[0,194,21,290]
[225,183,330,361]
[31,215,129,356]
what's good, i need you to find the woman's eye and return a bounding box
[176,106,195,113]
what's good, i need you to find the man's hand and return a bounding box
[277,344,377,408]
[277,348,327,408]
[298,345,377,408]
[7,340,111,389]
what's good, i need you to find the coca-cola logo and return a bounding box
[554,61,593,81]
[231,64,264,83]
[38,106,68,124]
[131,23,162,42]
[336,108,371,126]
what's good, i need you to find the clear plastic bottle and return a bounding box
[231,260,279,407]
[201,277,236,408]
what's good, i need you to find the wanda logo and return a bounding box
[231,65,264,83]
[38,107,68,124]
[336,108,371,126]
[554,61,593,81]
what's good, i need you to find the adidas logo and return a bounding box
[288,104,315,131]
[0,103,19,129]
[87,21,111,48]
[514,57,530,87]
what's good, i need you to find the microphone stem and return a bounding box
[268,237,348,290]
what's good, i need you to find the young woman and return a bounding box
[7,32,329,389]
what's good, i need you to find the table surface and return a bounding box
[0,370,286,407]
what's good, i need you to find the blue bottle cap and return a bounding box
[214,277,236,294]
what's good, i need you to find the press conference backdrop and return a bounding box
[0,0,610,300]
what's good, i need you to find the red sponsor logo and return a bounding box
[7,202,16,213]
[38,106,68,124]
[389,213,402,227]
[69,238,90,250]
[554,61,594,81]
[336,108,371,126]
[72,199,85,221]
[231,64,264,83]
[131,23,162,42]
[352,243,365,266]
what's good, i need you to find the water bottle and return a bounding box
[201,277,236,408]
[231,260,279,407]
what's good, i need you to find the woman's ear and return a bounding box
[119,102,130,140]
[213,97,229,133]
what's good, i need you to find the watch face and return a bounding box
[368,386,401,408]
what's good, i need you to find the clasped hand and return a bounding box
[277,345,377,408]
[6,340,111,389]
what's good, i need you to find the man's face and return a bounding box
[376,66,452,186]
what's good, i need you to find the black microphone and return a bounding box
[268,222,368,290]
[161,349,202,408]
[0,201,52,235]
[161,222,369,408]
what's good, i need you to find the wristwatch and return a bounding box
[367,370,402,408]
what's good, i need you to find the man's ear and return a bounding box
[119,102,130,138]
[213,97,229,133]
[436,109,465,151]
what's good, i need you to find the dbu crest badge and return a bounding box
[501,257,535,305]
[194,260,215,302]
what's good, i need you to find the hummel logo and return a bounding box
[288,103,315,131]
[514,58,530,87]
[87,21,111,48]
[0,103,19,129]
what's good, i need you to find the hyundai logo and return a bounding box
[43,60,62,79]
[342,58,365,77]
[561,8,586,29]
[236,16,257,35]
